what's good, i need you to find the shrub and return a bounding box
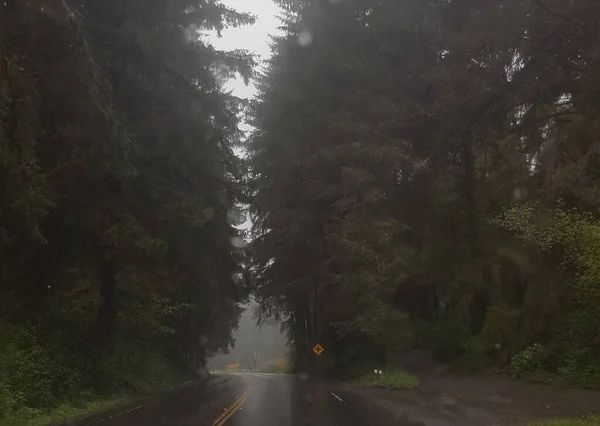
[555,348,600,389]
[508,343,550,381]
[0,379,22,417]
[93,340,181,393]
[0,324,58,409]
[529,415,600,426]
[352,368,419,389]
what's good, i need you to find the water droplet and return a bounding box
[513,188,526,200]
[183,26,197,44]
[513,188,521,199]
[227,209,240,225]
[230,236,247,248]
[298,30,313,47]
[232,273,244,286]
[201,208,215,222]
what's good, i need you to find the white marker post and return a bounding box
[373,369,383,384]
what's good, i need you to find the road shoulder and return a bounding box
[333,374,600,426]
[51,375,229,426]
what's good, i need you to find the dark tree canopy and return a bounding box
[249,0,600,384]
[0,0,254,414]
[3,0,600,419]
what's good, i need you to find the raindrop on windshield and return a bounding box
[182,26,197,44]
[230,236,247,248]
[227,209,239,225]
[298,30,313,47]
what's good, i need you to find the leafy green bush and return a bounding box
[0,380,22,418]
[0,324,59,409]
[457,306,522,372]
[494,205,600,388]
[93,340,182,394]
[471,306,520,353]
[352,368,419,389]
[0,398,130,426]
[0,323,184,424]
[555,348,600,389]
[430,316,471,364]
[508,343,550,381]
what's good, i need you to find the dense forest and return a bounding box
[3,0,600,422]
[0,0,254,420]
[250,0,600,387]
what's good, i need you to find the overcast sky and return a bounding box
[209,0,282,101]
[207,3,285,346]
[208,1,282,225]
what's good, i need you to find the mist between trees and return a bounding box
[2,0,600,423]
[207,301,288,371]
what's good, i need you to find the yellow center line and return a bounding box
[213,385,255,426]
[212,388,251,426]
[211,387,253,426]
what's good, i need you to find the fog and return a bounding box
[208,300,288,370]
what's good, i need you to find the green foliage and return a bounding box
[0,324,186,421]
[508,344,551,382]
[555,350,600,389]
[93,341,183,394]
[0,0,252,418]
[530,416,600,426]
[0,381,21,420]
[497,206,600,386]
[469,306,521,354]
[5,0,600,419]
[0,325,56,409]
[249,0,600,388]
[0,397,130,426]
[352,369,419,390]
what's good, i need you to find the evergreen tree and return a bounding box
[0,0,254,413]
[250,0,600,384]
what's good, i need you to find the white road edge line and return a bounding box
[96,404,146,423]
[330,392,344,403]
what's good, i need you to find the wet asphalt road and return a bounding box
[74,373,389,426]
[214,373,377,426]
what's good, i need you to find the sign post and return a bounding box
[374,369,383,384]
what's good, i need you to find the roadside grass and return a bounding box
[530,416,600,426]
[0,397,131,426]
[352,369,419,389]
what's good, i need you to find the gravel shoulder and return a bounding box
[336,374,600,425]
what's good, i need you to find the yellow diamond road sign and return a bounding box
[312,344,324,356]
